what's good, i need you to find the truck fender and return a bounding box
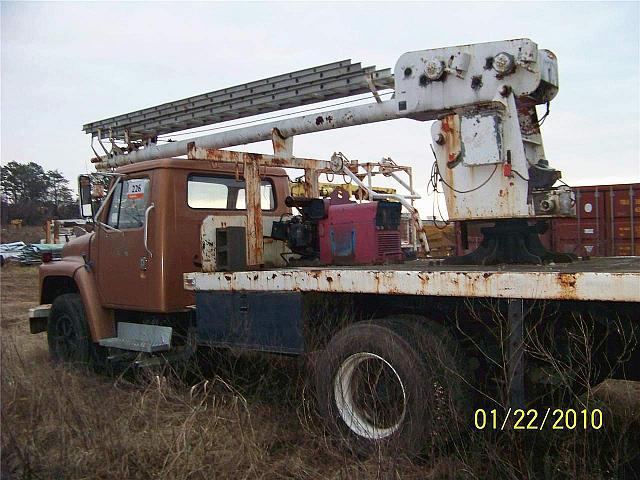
[72,266,115,341]
[41,264,115,341]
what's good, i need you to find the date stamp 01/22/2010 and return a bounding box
[473,408,604,431]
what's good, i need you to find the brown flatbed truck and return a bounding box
[29,39,640,453]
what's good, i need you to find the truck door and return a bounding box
[95,176,154,309]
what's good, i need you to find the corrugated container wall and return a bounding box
[552,183,639,257]
[607,184,640,256]
[455,183,639,258]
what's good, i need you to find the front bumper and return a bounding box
[28,304,51,334]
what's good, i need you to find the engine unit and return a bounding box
[319,201,403,265]
[271,193,403,266]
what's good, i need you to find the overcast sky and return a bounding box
[2,1,638,216]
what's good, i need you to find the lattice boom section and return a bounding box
[83,60,394,141]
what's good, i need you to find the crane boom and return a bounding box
[88,38,575,251]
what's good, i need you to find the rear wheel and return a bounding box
[314,317,470,455]
[47,293,106,370]
[333,351,407,440]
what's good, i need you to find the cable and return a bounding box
[156,91,395,140]
[440,164,498,193]
[511,169,529,182]
[558,178,572,189]
[520,102,551,135]
[427,153,441,193]
[429,144,499,194]
[432,189,450,229]
[425,148,451,228]
[537,102,550,127]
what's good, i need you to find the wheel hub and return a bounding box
[333,352,407,440]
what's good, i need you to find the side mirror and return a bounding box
[78,175,94,219]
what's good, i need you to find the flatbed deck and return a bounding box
[184,257,640,302]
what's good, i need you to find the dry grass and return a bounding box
[1,265,427,479]
[1,265,638,479]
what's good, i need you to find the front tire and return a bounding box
[314,317,469,455]
[47,293,105,370]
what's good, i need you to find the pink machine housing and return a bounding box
[318,202,404,265]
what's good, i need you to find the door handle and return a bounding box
[144,203,155,258]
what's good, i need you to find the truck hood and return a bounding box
[62,231,94,261]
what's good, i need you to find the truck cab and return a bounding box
[32,158,291,347]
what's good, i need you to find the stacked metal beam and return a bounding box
[83,60,393,141]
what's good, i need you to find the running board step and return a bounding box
[99,322,172,353]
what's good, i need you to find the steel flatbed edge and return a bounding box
[184,257,640,303]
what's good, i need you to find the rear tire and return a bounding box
[47,293,107,370]
[314,316,470,456]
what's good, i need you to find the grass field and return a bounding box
[1,264,638,479]
[1,265,430,479]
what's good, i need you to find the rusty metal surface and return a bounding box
[189,145,425,253]
[303,169,319,198]
[271,128,294,159]
[184,257,640,302]
[244,154,263,267]
[186,146,330,267]
[187,144,330,171]
[200,216,288,272]
[431,94,533,221]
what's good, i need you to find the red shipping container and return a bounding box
[551,219,607,257]
[609,221,640,257]
[574,187,607,220]
[611,222,640,240]
[455,221,490,255]
[606,184,640,219]
[612,242,637,257]
[552,183,639,257]
[453,183,639,258]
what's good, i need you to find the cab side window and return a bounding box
[235,183,274,210]
[107,178,151,229]
[187,175,275,210]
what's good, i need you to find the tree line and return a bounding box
[1,161,78,225]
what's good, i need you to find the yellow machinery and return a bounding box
[290,182,396,199]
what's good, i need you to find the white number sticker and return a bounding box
[126,180,145,199]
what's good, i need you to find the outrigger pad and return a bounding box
[444,219,578,266]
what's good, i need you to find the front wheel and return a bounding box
[314,317,469,455]
[47,293,106,370]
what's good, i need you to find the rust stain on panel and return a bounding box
[440,114,462,167]
[558,273,577,289]
[185,264,640,303]
[244,155,264,267]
